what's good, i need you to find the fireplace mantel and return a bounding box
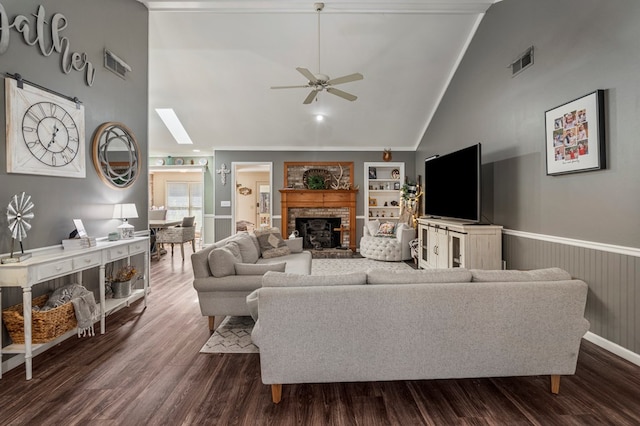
[279,189,358,251]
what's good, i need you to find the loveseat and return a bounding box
[359,219,416,261]
[248,267,590,403]
[191,229,311,331]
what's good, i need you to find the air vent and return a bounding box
[104,49,132,79]
[510,46,534,77]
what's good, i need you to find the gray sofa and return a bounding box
[248,267,590,403]
[191,231,311,331]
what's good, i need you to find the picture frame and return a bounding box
[545,90,605,176]
[368,198,377,206]
[368,167,377,180]
[393,182,401,190]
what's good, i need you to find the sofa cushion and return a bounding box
[470,267,572,282]
[208,242,242,278]
[262,270,367,287]
[366,219,380,236]
[235,262,286,276]
[367,268,473,284]
[230,233,261,264]
[376,222,396,237]
[254,228,291,259]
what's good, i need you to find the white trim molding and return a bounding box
[503,229,640,258]
[584,332,640,367]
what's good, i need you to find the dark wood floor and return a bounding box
[2,249,640,425]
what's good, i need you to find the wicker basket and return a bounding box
[2,294,77,344]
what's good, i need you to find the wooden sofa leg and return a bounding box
[208,316,215,333]
[551,375,560,394]
[271,384,282,404]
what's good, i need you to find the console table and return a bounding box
[0,236,149,380]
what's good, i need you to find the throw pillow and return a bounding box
[470,267,572,282]
[235,262,286,275]
[262,271,367,287]
[254,228,291,259]
[376,222,396,237]
[230,232,261,264]
[367,268,473,285]
[366,219,380,236]
[207,242,242,278]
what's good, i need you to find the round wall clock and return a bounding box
[5,78,86,178]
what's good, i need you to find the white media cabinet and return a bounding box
[0,236,149,380]
[417,218,503,270]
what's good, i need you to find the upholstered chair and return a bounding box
[156,216,196,260]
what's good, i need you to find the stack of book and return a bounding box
[62,237,97,250]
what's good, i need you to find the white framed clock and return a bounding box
[5,77,86,178]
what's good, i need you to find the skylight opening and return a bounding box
[155,108,194,144]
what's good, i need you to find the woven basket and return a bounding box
[2,294,77,344]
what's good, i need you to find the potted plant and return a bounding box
[108,265,138,299]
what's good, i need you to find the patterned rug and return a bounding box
[200,258,415,354]
[200,316,258,354]
[311,257,415,275]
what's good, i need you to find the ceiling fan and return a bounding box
[270,2,363,104]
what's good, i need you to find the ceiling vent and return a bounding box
[510,46,534,77]
[104,49,132,79]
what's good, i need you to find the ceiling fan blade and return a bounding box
[270,85,310,89]
[327,87,357,102]
[303,89,320,104]
[296,67,318,84]
[327,73,363,86]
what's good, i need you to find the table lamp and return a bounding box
[113,203,138,239]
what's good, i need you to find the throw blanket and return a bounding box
[36,284,99,337]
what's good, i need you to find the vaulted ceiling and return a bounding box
[139,0,499,156]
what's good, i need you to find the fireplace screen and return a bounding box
[295,217,342,249]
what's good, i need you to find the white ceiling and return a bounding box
[140,0,499,157]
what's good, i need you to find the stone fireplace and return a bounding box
[280,161,358,251]
[295,217,342,249]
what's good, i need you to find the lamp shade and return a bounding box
[112,203,139,220]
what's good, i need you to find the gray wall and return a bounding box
[1,0,148,347]
[416,0,640,355]
[0,0,149,253]
[213,150,417,242]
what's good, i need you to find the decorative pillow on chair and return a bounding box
[254,227,291,259]
[366,219,380,236]
[376,222,396,237]
[208,242,242,277]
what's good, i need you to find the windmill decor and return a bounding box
[1,192,35,264]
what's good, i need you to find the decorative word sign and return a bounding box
[0,3,96,86]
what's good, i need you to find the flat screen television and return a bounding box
[423,143,481,223]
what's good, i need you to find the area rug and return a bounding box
[200,258,415,354]
[200,316,259,354]
[312,257,415,275]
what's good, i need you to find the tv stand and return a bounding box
[417,218,502,270]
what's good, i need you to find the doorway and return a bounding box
[232,162,272,233]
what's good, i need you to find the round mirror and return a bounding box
[92,122,141,189]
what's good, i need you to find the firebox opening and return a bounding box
[295,217,342,249]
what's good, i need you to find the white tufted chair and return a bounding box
[359,222,416,261]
